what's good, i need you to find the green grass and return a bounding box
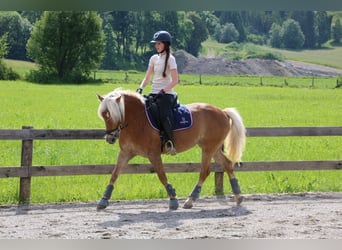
[91,70,341,89]
[3,59,38,77]
[257,44,342,69]
[0,80,341,205]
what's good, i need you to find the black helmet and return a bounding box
[151,30,172,44]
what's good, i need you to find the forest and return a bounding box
[0,11,341,81]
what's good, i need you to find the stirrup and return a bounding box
[164,140,177,155]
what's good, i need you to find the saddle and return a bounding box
[144,95,193,132]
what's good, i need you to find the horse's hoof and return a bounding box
[236,195,243,206]
[97,198,109,210]
[169,198,179,210]
[183,197,194,209]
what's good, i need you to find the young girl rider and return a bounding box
[137,30,179,155]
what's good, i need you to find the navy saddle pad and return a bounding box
[145,100,193,132]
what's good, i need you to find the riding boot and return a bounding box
[161,118,176,155]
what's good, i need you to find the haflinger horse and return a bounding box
[96,88,246,210]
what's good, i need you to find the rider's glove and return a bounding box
[136,88,143,94]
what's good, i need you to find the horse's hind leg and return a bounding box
[183,150,212,209]
[213,149,243,205]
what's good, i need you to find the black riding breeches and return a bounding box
[150,93,177,143]
[155,94,176,123]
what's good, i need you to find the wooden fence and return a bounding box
[1,126,341,203]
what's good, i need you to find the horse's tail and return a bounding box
[223,108,246,165]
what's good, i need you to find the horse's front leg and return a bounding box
[97,151,134,210]
[149,155,179,210]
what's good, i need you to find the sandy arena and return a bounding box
[0,192,341,239]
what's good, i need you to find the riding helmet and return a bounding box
[151,31,172,44]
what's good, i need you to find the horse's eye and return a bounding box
[102,111,110,120]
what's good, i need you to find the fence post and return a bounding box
[19,126,33,204]
[214,172,224,195]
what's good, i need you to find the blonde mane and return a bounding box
[98,88,144,123]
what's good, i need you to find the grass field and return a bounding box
[0,80,341,205]
[96,70,341,89]
[258,45,342,69]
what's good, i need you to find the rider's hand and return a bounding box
[136,88,143,94]
[153,89,165,101]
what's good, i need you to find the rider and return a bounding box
[137,30,179,155]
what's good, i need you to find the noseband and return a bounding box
[105,123,127,139]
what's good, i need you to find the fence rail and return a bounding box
[1,126,341,203]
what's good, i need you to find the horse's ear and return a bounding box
[97,94,104,102]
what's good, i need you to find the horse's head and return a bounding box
[97,91,125,144]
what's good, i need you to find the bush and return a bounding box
[225,41,242,51]
[247,34,266,45]
[0,60,20,80]
[25,70,58,83]
[243,43,283,60]
[25,69,95,84]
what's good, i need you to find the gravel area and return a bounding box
[1,192,341,239]
[174,50,342,77]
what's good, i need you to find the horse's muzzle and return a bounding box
[105,135,117,144]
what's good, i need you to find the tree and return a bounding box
[216,23,239,43]
[315,11,332,47]
[198,11,219,37]
[101,23,117,70]
[185,12,208,56]
[27,11,105,82]
[281,19,305,49]
[216,11,246,42]
[0,11,32,60]
[332,18,342,43]
[20,11,43,24]
[0,33,20,80]
[106,11,136,66]
[269,23,282,48]
[291,11,315,48]
[0,33,8,58]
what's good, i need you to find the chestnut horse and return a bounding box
[96,88,246,210]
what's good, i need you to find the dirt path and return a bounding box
[0,192,341,239]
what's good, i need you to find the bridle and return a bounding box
[103,98,127,141]
[103,93,154,141]
[105,123,127,139]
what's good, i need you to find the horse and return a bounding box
[96,88,246,210]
